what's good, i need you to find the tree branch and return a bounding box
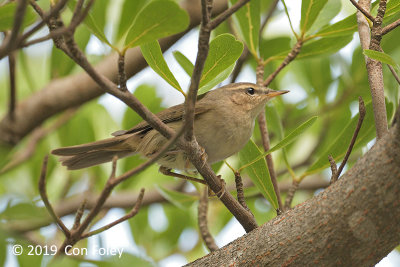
[198,187,219,252]
[381,18,400,35]
[263,39,303,87]
[188,114,400,266]
[349,0,375,22]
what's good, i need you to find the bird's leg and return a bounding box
[159,166,207,185]
[199,146,208,168]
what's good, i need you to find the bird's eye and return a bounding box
[246,87,255,95]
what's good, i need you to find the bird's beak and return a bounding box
[266,89,290,98]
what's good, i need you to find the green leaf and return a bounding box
[384,0,400,24]
[116,0,148,41]
[198,63,235,95]
[198,34,243,92]
[260,37,291,60]
[0,3,37,32]
[124,0,189,48]
[173,51,194,77]
[269,116,318,154]
[295,34,353,59]
[239,116,317,171]
[363,49,399,70]
[239,140,278,209]
[230,0,260,56]
[141,41,183,94]
[155,185,198,210]
[307,0,342,34]
[300,0,328,33]
[305,101,377,175]
[314,13,358,38]
[69,0,112,47]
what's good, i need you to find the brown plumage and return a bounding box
[52,83,288,171]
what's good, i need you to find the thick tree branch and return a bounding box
[188,111,400,266]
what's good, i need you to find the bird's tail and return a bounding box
[51,135,136,170]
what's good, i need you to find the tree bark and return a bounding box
[187,111,400,266]
[0,0,227,146]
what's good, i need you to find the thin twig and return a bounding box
[198,187,219,252]
[328,155,338,184]
[339,97,366,176]
[349,0,375,22]
[72,199,87,230]
[8,51,16,120]
[184,0,212,141]
[260,0,279,34]
[382,18,400,35]
[387,64,400,85]
[118,53,127,91]
[38,155,71,238]
[4,0,28,51]
[329,97,366,184]
[208,0,250,30]
[263,39,303,86]
[81,188,145,239]
[284,180,299,210]
[256,64,283,214]
[20,0,69,43]
[234,172,252,214]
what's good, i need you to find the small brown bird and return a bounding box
[52,83,288,172]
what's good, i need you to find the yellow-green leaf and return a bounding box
[124,0,189,48]
[141,41,183,94]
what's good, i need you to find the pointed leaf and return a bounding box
[307,0,342,34]
[173,51,194,77]
[68,0,112,47]
[239,140,278,209]
[198,63,235,95]
[124,0,189,48]
[239,116,317,171]
[314,13,358,38]
[301,0,328,33]
[230,0,260,56]
[260,37,291,61]
[305,100,394,175]
[0,2,37,31]
[269,116,318,154]
[116,0,148,41]
[199,34,243,90]
[141,41,183,93]
[295,35,353,59]
[363,49,399,70]
[155,185,198,210]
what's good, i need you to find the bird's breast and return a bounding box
[194,110,254,163]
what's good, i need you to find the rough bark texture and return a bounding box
[0,0,227,145]
[187,119,400,266]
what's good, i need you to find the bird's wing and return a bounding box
[112,103,210,136]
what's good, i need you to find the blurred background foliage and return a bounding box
[0,0,399,266]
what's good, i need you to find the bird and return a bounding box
[52,82,288,177]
